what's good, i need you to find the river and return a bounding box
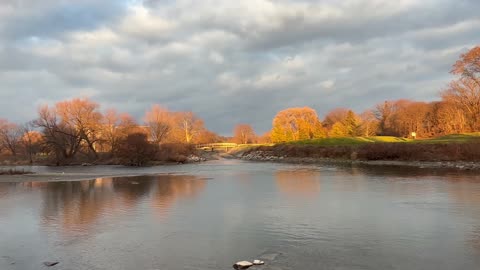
[1,160,480,270]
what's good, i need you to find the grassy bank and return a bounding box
[243,133,480,162]
[288,133,480,146]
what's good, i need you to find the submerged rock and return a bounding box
[43,261,59,267]
[233,261,253,269]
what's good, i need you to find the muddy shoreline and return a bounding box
[0,171,176,183]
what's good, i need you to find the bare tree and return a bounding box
[442,78,480,131]
[21,121,43,163]
[35,105,83,164]
[0,119,22,156]
[102,109,138,154]
[359,110,379,136]
[174,111,204,143]
[56,98,103,158]
[233,124,256,144]
[144,105,172,145]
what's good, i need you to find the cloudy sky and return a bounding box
[1,0,479,134]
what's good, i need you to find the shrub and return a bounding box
[156,143,196,163]
[116,133,158,166]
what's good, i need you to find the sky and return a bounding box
[0,0,479,135]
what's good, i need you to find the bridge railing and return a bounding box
[195,143,238,150]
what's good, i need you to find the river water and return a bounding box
[1,160,480,270]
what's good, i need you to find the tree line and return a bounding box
[268,46,480,142]
[0,101,224,165]
[0,46,478,162]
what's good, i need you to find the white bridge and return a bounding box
[195,143,238,152]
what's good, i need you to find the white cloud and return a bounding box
[208,51,224,64]
[320,79,335,90]
[0,0,479,134]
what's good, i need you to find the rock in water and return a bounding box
[233,261,253,269]
[253,260,265,265]
[43,261,59,267]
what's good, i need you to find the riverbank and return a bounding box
[238,143,480,170]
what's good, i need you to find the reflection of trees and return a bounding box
[39,175,206,233]
[152,175,206,218]
[113,176,155,204]
[275,169,321,197]
[41,178,120,232]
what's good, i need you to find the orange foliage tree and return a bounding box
[56,98,103,157]
[440,46,480,132]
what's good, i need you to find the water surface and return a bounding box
[1,160,480,270]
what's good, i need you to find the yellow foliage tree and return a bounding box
[270,107,325,143]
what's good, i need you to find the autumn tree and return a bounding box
[35,105,83,164]
[233,124,256,144]
[21,122,44,163]
[196,130,222,144]
[359,110,379,136]
[329,122,348,137]
[102,109,138,154]
[442,46,480,132]
[324,109,361,137]
[56,98,103,158]
[172,111,205,143]
[271,107,325,142]
[0,119,22,156]
[428,101,467,135]
[391,100,431,137]
[343,110,361,136]
[257,132,272,144]
[323,108,349,129]
[452,46,480,84]
[442,78,480,131]
[374,101,397,136]
[144,105,172,145]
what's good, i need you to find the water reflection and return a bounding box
[3,162,480,270]
[275,169,321,197]
[152,175,207,219]
[36,175,206,234]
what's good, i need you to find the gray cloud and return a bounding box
[0,0,479,134]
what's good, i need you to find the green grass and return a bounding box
[414,133,480,144]
[286,133,480,146]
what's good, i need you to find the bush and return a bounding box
[156,143,196,163]
[116,133,158,166]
